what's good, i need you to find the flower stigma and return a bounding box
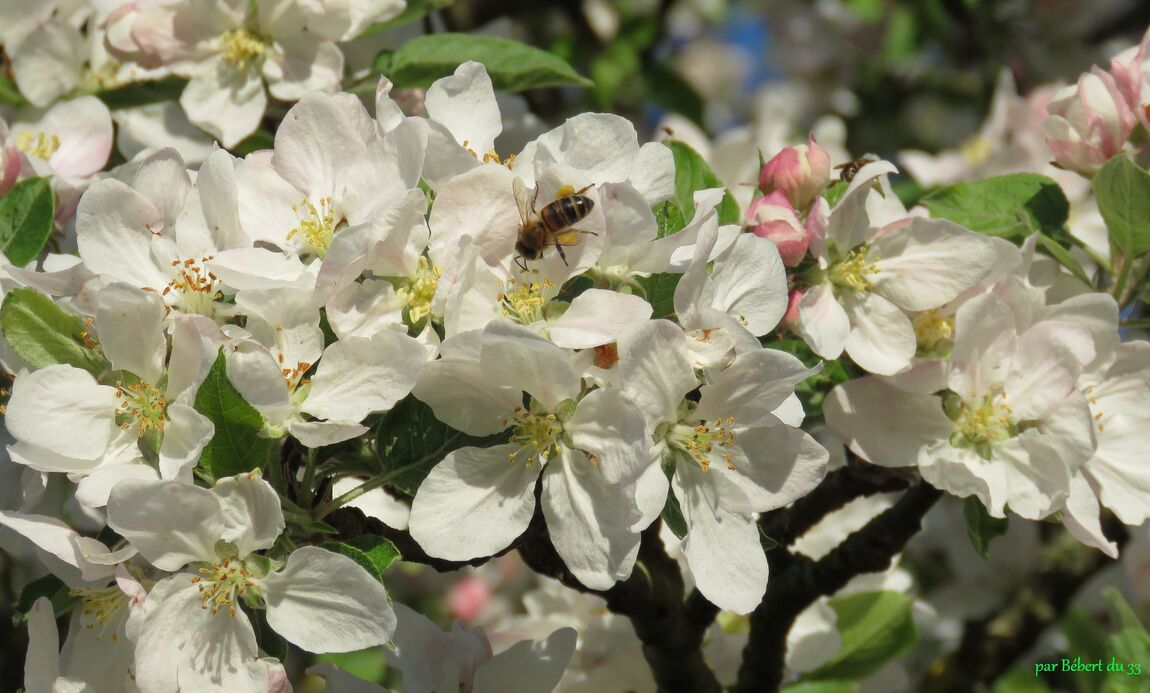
[945,389,1018,460]
[70,586,129,640]
[828,247,875,292]
[192,558,257,617]
[505,406,563,465]
[15,131,60,160]
[498,277,554,324]
[219,28,267,70]
[116,379,168,436]
[397,256,441,323]
[164,256,223,316]
[287,196,341,258]
[914,309,955,356]
[666,412,738,472]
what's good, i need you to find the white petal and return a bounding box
[289,420,369,448]
[76,178,167,288]
[674,471,766,614]
[870,218,998,311]
[704,234,788,335]
[547,289,653,349]
[225,341,294,425]
[130,147,192,233]
[74,463,159,508]
[262,546,395,652]
[425,61,502,155]
[411,359,520,437]
[214,473,285,556]
[94,283,166,382]
[542,448,643,590]
[11,22,84,108]
[0,510,113,583]
[564,388,650,484]
[264,36,343,99]
[618,320,696,426]
[480,320,580,411]
[1062,473,1118,558]
[796,284,849,360]
[106,479,223,570]
[474,627,578,693]
[6,365,118,461]
[303,332,425,422]
[695,348,818,427]
[725,423,829,511]
[842,291,916,376]
[409,445,539,561]
[272,90,364,200]
[181,63,267,149]
[25,597,59,693]
[824,378,952,467]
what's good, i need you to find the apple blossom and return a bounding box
[758,133,831,210]
[1043,67,1137,175]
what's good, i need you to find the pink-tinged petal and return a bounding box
[181,63,267,149]
[409,445,540,561]
[106,479,224,570]
[35,96,113,179]
[425,61,502,156]
[303,332,425,422]
[824,378,952,467]
[6,365,118,461]
[542,448,643,590]
[1062,473,1118,558]
[263,546,395,652]
[869,218,998,311]
[673,471,766,614]
[264,37,343,100]
[480,320,580,411]
[1004,322,1090,420]
[76,178,168,288]
[474,627,578,693]
[948,293,1018,399]
[841,291,916,376]
[547,289,652,349]
[796,283,849,360]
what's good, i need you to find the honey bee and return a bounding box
[834,157,876,183]
[513,177,596,271]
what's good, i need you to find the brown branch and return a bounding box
[923,519,1130,691]
[518,521,722,693]
[732,483,943,693]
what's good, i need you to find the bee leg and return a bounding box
[514,255,529,272]
[573,184,593,195]
[531,183,541,215]
[556,242,569,266]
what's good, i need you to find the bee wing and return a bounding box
[512,177,533,223]
[551,229,586,247]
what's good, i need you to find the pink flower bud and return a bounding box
[758,134,831,210]
[1042,67,1137,175]
[447,575,492,622]
[781,288,804,333]
[746,191,809,266]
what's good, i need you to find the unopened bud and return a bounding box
[758,134,831,210]
[746,191,810,266]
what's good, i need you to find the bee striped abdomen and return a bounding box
[540,196,593,231]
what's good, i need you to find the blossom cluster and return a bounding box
[2,7,1150,692]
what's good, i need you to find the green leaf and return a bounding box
[249,608,289,662]
[193,350,276,480]
[314,649,389,685]
[920,173,1070,239]
[644,61,705,128]
[993,665,1052,693]
[654,200,687,238]
[634,273,679,319]
[1094,156,1150,257]
[323,537,401,582]
[809,591,917,680]
[1034,233,1092,287]
[385,34,592,91]
[1102,589,1150,691]
[97,76,187,110]
[1,288,109,374]
[0,177,55,265]
[662,488,687,539]
[0,70,27,106]
[963,496,1009,559]
[15,574,73,622]
[359,0,453,36]
[1062,607,1108,693]
[665,140,742,225]
[374,395,507,495]
[824,181,848,208]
